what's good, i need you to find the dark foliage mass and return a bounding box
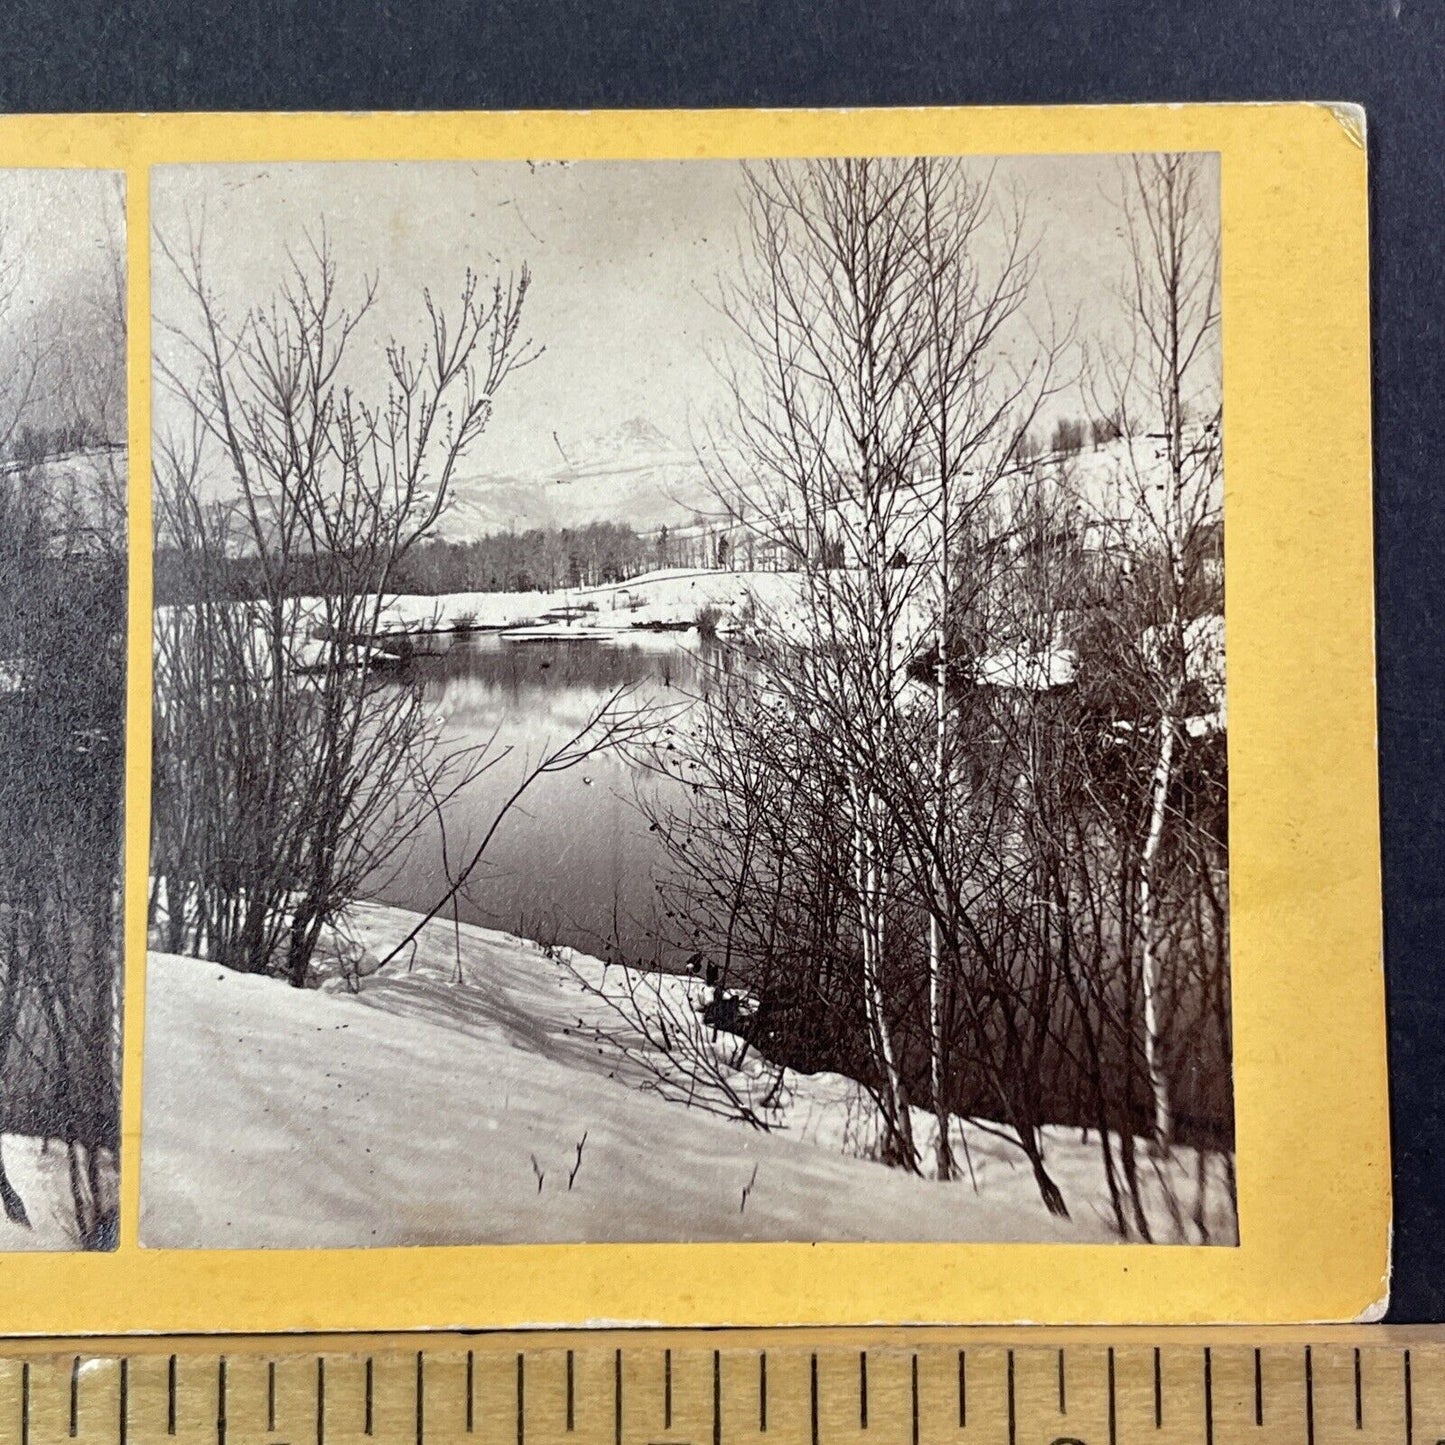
[650,552,1230,1234]
[153,516,758,609]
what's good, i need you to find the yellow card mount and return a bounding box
[0,103,1385,1349]
[0,1332,1437,1445]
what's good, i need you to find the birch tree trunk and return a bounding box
[929,537,955,1180]
[1108,153,1220,1160]
[1139,706,1177,1153]
[849,774,915,1169]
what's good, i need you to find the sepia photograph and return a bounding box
[0,168,127,1252]
[140,153,1231,1250]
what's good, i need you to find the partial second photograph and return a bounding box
[0,168,126,1252]
[141,156,1232,1250]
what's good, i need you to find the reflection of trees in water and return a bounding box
[398,639,704,744]
[409,637,705,710]
[0,458,125,1249]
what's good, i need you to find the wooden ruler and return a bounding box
[0,1332,1439,1445]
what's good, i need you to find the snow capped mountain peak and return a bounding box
[441,417,712,539]
[549,416,684,473]
[593,415,672,454]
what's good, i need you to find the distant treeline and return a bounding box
[6,421,114,466]
[155,518,745,605]
[393,521,684,594]
[1013,413,1124,464]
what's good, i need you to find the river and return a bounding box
[365,632,709,969]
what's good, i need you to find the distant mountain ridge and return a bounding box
[440,420,1211,546]
[440,417,719,540]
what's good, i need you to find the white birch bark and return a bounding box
[848,772,913,1167]
[929,524,954,1180]
[1139,703,1177,1152]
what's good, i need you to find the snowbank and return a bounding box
[0,1135,88,1251]
[976,644,1077,691]
[141,902,1235,1250]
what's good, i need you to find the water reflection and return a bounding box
[367,634,703,967]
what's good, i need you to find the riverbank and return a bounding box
[140,902,1236,1249]
[376,566,803,641]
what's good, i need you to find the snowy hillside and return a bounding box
[437,425,1214,561]
[1,446,128,554]
[440,418,719,540]
[140,903,1235,1250]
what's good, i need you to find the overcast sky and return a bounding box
[0,169,125,435]
[151,156,1218,475]
[1,168,122,312]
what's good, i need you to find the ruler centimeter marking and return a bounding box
[1203,1347,1213,1445]
[2,1338,1443,1445]
[910,1355,919,1445]
[1105,1347,1116,1445]
[712,1352,721,1445]
[1305,1346,1315,1445]
[519,1354,528,1445]
[1406,1350,1414,1445]
[1005,1351,1015,1445]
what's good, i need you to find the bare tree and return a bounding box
[572,154,1230,1236]
[152,222,662,1007]
[706,157,959,1168]
[1090,155,1223,1153]
[151,225,539,985]
[633,667,870,1127]
[0,184,126,1247]
[705,157,1067,1183]
[904,160,1061,1179]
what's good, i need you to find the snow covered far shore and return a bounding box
[140,901,1235,1250]
[377,567,798,638]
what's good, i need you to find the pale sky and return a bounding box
[151,155,1218,475]
[0,169,125,435]
[0,168,123,312]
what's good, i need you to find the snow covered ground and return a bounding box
[140,903,1235,1250]
[378,567,802,637]
[0,1136,92,1250]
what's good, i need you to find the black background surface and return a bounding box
[0,0,1439,1320]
